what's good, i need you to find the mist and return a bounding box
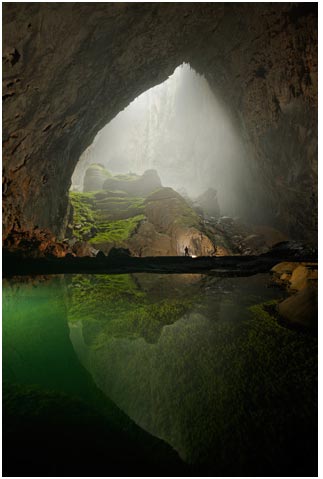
[72,63,251,216]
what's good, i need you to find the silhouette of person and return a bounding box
[184,246,189,257]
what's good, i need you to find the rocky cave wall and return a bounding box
[3,3,317,244]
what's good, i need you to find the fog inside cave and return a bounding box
[72,63,252,216]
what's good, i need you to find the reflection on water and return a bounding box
[3,273,318,475]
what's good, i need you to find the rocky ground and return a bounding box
[65,165,292,259]
[270,261,318,332]
[67,167,216,257]
[2,166,316,272]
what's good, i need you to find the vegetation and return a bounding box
[86,163,112,177]
[67,279,317,474]
[113,173,140,181]
[67,274,197,344]
[89,215,145,246]
[69,191,145,245]
[69,181,214,253]
[69,191,98,240]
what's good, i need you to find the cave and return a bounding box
[3,3,317,245]
[2,3,318,477]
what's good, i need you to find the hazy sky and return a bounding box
[72,64,251,215]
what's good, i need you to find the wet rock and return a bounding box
[289,263,318,292]
[278,285,317,331]
[271,261,299,287]
[271,259,318,331]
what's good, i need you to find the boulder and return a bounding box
[103,169,162,196]
[127,221,175,256]
[271,262,317,291]
[83,164,111,192]
[289,263,318,291]
[277,285,318,331]
[252,225,288,248]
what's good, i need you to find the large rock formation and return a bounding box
[271,261,318,331]
[129,187,216,256]
[103,169,162,196]
[83,164,111,192]
[3,4,317,246]
[69,180,215,256]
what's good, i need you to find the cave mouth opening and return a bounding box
[71,63,250,217]
[66,63,289,258]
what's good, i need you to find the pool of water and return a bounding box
[2,273,318,476]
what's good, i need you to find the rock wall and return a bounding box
[3,3,317,244]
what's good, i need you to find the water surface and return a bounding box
[3,273,317,475]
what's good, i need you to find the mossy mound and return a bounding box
[69,171,215,256]
[144,187,201,231]
[69,191,98,240]
[88,215,145,250]
[83,163,112,192]
[69,191,145,251]
[94,196,145,220]
[103,169,162,196]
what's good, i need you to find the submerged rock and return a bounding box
[278,285,317,332]
[271,260,318,331]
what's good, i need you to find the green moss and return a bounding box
[173,203,200,228]
[248,300,280,323]
[69,191,146,244]
[145,188,201,229]
[69,191,98,240]
[87,163,112,177]
[89,215,145,245]
[67,274,197,344]
[113,173,140,181]
[95,196,145,220]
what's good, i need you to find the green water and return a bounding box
[2,273,318,476]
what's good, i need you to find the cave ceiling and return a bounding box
[2,3,317,242]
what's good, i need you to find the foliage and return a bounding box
[69,191,145,244]
[89,215,145,246]
[69,191,98,240]
[67,274,197,344]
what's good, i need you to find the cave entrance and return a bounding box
[68,64,256,257]
[71,63,248,213]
